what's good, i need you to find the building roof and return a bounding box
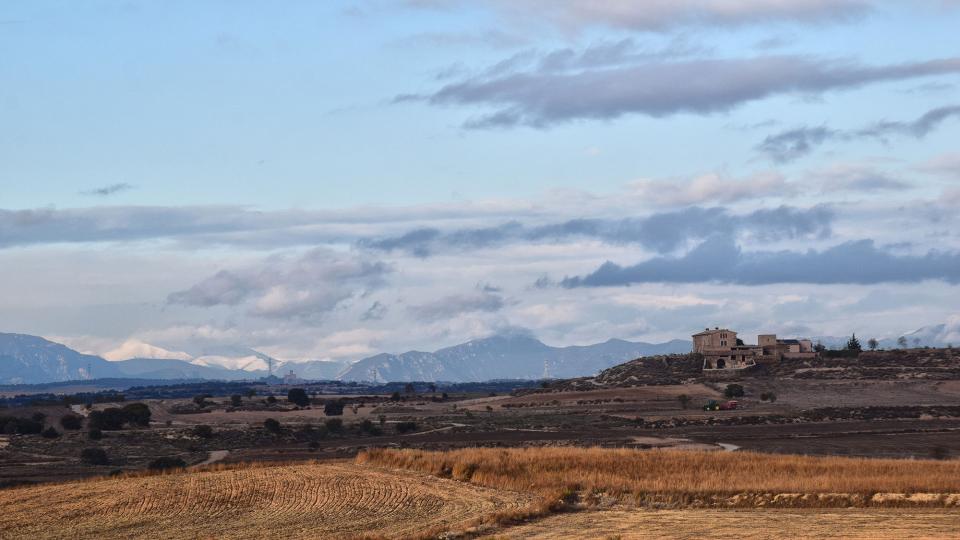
[778,339,801,345]
[692,328,733,337]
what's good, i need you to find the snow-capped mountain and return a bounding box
[337,334,692,382]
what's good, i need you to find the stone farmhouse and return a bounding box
[693,327,816,372]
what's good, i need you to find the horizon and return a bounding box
[2,1,960,363]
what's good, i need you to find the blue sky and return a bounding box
[2,1,960,363]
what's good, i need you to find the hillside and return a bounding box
[0,333,124,384]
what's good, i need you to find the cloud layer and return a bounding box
[757,105,960,162]
[168,249,391,320]
[405,54,960,128]
[562,237,960,287]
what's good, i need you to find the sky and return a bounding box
[2,0,960,362]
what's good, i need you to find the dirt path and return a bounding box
[490,508,960,539]
[0,462,534,540]
[192,449,230,467]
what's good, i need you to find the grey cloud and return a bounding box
[757,105,960,162]
[814,165,912,192]
[361,301,388,321]
[561,237,960,287]
[0,203,539,250]
[404,55,960,128]
[80,183,134,197]
[756,126,839,163]
[408,290,505,321]
[168,249,391,320]
[361,205,834,256]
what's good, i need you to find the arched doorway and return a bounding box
[717,358,726,369]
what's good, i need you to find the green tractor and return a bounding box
[703,400,720,411]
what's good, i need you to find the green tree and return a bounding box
[60,414,83,430]
[897,336,908,349]
[724,384,745,398]
[263,418,281,433]
[845,334,862,351]
[230,395,243,407]
[867,338,879,351]
[677,394,691,409]
[323,400,345,416]
[287,388,310,407]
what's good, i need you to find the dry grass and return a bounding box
[484,509,960,539]
[357,447,960,506]
[0,461,533,540]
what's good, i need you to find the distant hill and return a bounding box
[0,333,124,384]
[337,335,693,382]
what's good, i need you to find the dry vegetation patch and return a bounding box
[0,461,533,539]
[357,447,960,508]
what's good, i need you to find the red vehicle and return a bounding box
[719,400,739,410]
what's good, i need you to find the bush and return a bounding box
[359,419,382,436]
[395,421,418,434]
[230,395,243,407]
[193,395,210,407]
[263,418,281,433]
[192,425,214,439]
[930,446,951,460]
[677,394,691,409]
[80,447,110,465]
[148,456,186,471]
[323,400,345,416]
[389,391,401,402]
[0,416,44,435]
[121,403,151,427]
[88,428,103,440]
[724,384,745,399]
[266,395,277,404]
[41,427,60,439]
[760,392,778,402]
[287,388,310,407]
[325,418,343,433]
[60,414,83,430]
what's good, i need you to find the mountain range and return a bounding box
[2,318,957,385]
[0,332,689,385]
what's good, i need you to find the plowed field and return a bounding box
[0,462,533,539]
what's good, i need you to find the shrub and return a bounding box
[263,418,282,433]
[0,416,44,435]
[88,408,125,430]
[41,427,60,439]
[325,418,344,433]
[323,400,345,416]
[148,456,186,471]
[266,395,277,404]
[931,446,951,461]
[677,394,691,409]
[287,388,310,407]
[87,428,103,440]
[724,384,745,399]
[121,403,151,427]
[31,412,47,422]
[80,447,110,466]
[192,425,214,439]
[389,391,401,402]
[760,392,778,402]
[308,441,320,450]
[230,395,243,407]
[395,421,418,434]
[60,414,83,430]
[359,419,382,436]
[192,395,210,407]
